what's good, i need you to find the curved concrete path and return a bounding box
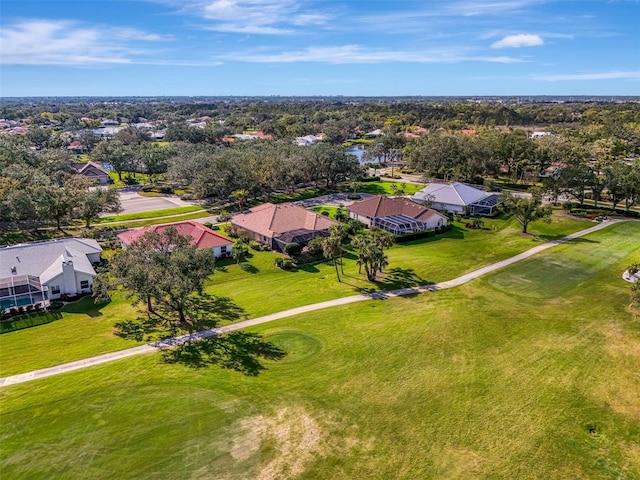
[0,220,622,388]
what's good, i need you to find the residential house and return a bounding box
[365,129,384,138]
[412,182,500,216]
[73,161,111,185]
[230,203,336,251]
[117,221,233,258]
[347,196,447,235]
[67,141,89,154]
[294,134,324,146]
[0,238,103,311]
[529,131,552,139]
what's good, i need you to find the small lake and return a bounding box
[345,145,383,164]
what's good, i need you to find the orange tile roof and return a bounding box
[118,221,232,249]
[231,203,336,238]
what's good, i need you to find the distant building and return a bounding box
[294,134,324,146]
[529,131,553,139]
[73,161,110,185]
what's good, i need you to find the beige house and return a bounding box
[230,202,336,251]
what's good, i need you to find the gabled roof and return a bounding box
[74,161,109,177]
[347,196,446,222]
[412,182,490,207]
[117,221,232,249]
[231,203,336,238]
[0,238,102,284]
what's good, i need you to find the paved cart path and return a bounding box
[0,220,622,388]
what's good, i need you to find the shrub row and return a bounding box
[141,185,173,194]
[394,224,452,243]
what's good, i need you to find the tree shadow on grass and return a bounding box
[376,267,431,290]
[296,263,320,273]
[239,263,259,274]
[63,296,108,317]
[115,293,285,375]
[538,234,599,243]
[162,331,286,376]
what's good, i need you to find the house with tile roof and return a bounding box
[412,182,500,216]
[347,196,447,235]
[230,203,337,252]
[0,238,103,311]
[117,221,233,258]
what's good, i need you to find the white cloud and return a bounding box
[220,45,523,64]
[0,19,184,66]
[186,0,331,34]
[535,71,640,81]
[491,33,544,48]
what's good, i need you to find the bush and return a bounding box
[284,242,302,257]
[218,210,231,222]
[306,238,323,256]
[347,194,361,200]
[275,258,295,270]
[260,244,272,252]
[49,301,64,310]
[360,176,381,182]
[202,222,213,229]
[141,185,153,192]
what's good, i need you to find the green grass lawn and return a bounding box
[97,205,204,223]
[352,180,423,196]
[0,295,144,377]
[1,222,638,479]
[0,212,593,377]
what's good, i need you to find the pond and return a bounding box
[345,145,383,164]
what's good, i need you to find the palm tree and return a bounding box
[321,234,343,282]
[232,189,248,212]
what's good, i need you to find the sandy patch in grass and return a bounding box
[255,407,322,480]
[230,416,265,462]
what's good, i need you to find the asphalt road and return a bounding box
[114,191,198,215]
[0,219,622,388]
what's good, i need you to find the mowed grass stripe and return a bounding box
[0,222,638,479]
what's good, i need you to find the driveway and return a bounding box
[114,191,199,215]
[296,193,374,208]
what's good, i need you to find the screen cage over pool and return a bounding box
[0,275,49,311]
[373,214,426,235]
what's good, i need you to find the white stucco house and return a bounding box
[412,182,500,216]
[0,238,103,311]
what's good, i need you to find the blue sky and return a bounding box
[1,0,639,96]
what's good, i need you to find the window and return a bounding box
[80,280,90,289]
[220,245,228,253]
[51,285,60,295]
